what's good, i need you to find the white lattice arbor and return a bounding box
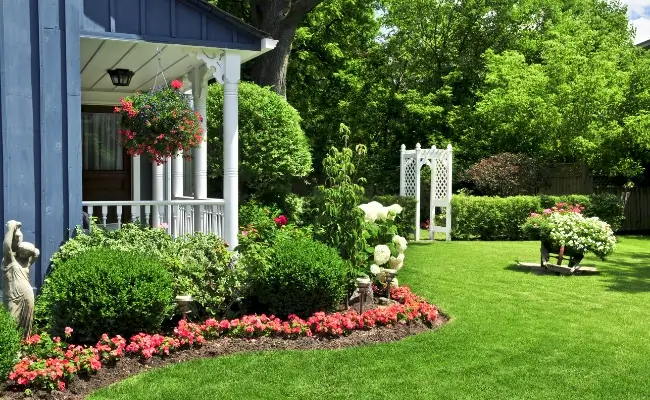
[399,143,453,241]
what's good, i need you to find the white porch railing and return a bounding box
[82,199,226,239]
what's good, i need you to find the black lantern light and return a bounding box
[107,68,134,87]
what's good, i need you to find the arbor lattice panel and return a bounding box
[400,144,453,241]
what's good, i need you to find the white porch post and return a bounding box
[222,52,241,250]
[152,162,164,227]
[171,152,184,198]
[190,65,209,232]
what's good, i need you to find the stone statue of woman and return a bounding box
[2,220,39,338]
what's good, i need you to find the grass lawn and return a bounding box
[90,236,650,400]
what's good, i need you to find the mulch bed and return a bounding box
[1,314,448,400]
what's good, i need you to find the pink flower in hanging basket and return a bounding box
[114,79,203,165]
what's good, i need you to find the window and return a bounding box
[82,112,123,171]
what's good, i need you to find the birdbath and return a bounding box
[174,295,193,320]
[356,277,371,313]
[384,269,397,300]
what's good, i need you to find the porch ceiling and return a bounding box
[81,37,202,95]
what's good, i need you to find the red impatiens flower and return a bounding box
[9,285,438,393]
[171,80,183,90]
[274,215,288,226]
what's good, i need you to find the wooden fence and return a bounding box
[540,163,650,232]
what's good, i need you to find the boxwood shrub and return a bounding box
[0,308,21,379]
[452,193,624,240]
[37,247,175,343]
[246,235,350,318]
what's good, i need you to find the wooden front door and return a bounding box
[82,106,132,223]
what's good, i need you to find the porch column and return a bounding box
[171,152,184,198]
[222,53,241,250]
[190,65,209,232]
[152,162,164,227]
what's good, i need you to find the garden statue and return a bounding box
[2,220,39,338]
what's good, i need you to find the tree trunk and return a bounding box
[250,25,297,96]
[248,0,324,97]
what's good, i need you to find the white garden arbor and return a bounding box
[399,143,453,241]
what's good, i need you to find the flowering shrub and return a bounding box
[115,79,203,165]
[522,202,616,259]
[358,201,407,285]
[465,152,548,196]
[9,286,438,392]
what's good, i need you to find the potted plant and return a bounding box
[522,203,617,267]
[114,79,203,165]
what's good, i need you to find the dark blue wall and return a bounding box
[0,0,83,288]
[81,0,262,50]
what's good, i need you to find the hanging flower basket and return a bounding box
[114,79,203,165]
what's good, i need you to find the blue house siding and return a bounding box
[0,0,82,288]
[81,0,263,50]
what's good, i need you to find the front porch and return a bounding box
[78,1,278,246]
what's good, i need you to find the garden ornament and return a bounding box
[2,220,39,338]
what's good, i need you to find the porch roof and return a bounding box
[80,0,276,105]
[81,0,270,51]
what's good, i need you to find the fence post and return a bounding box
[414,143,421,241]
[399,144,406,196]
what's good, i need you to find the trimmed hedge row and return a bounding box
[451,193,624,240]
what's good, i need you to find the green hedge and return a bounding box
[39,247,175,343]
[452,193,624,240]
[0,308,21,380]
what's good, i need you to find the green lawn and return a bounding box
[90,237,650,400]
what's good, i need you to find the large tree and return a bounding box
[213,0,328,96]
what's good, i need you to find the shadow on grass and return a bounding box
[599,251,650,293]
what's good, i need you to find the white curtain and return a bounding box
[82,113,123,171]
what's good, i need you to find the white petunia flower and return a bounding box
[370,264,381,275]
[392,235,408,253]
[374,244,391,265]
[390,277,399,288]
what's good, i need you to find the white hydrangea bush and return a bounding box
[358,201,408,287]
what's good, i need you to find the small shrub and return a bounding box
[38,247,174,343]
[239,200,282,228]
[207,82,312,204]
[313,145,367,267]
[169,233,241,317]
[0,308,21,379]
[248,235,350,318]
[466,153,548,196]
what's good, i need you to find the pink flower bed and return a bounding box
[7,286,438,392]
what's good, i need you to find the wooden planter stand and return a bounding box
[518,242,598,275]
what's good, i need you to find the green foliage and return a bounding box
[367,195,417,237]
[247,235,350,318]
[239,201,282,228]
[452,193,625,240]
[0,308,21,379]
[37,223,240,331]
[452,195,541,240]
[168,233,242,317]
[206,82,312,203]
[38,247,174,343]
[313,142,367,267]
